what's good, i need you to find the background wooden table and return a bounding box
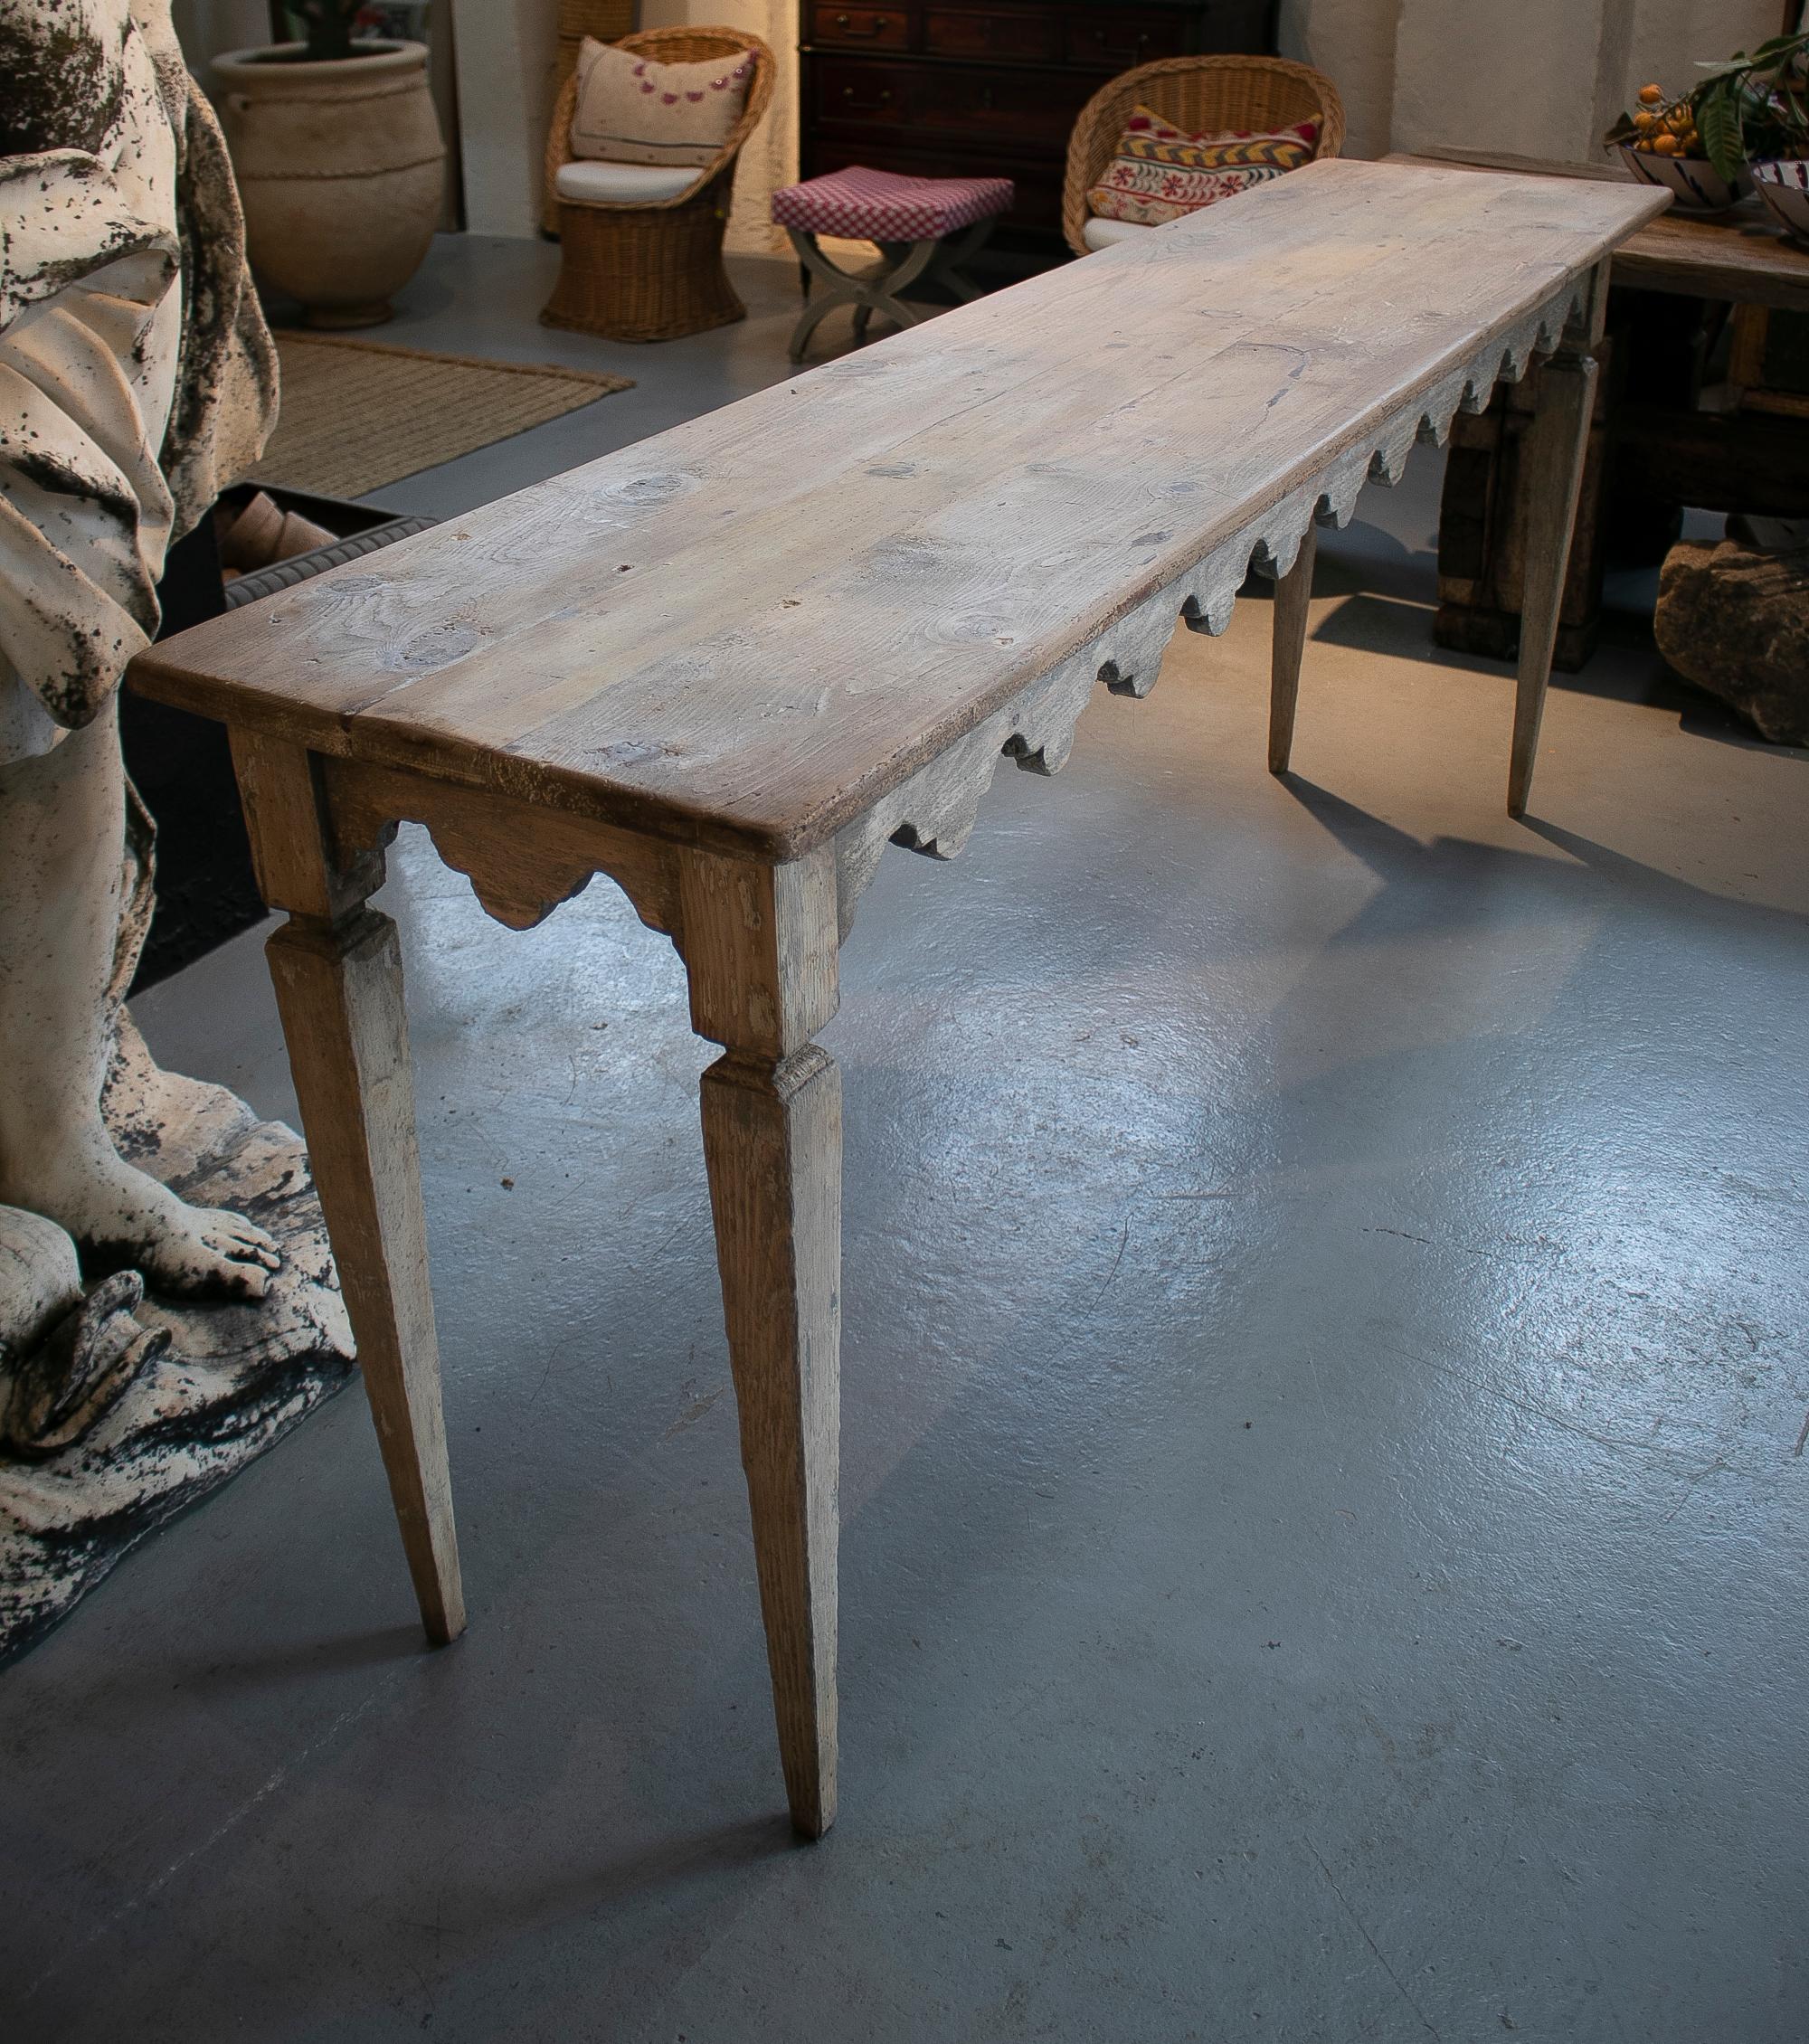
[1393,148,1809,669]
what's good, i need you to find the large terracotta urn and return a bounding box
[213,41,445,329]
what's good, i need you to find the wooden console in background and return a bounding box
[1396,150,1809,671]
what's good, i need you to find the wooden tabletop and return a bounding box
[1390,148,1809,312]
[132,159,1664,860]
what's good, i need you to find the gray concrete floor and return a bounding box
[5,239,1808,2044]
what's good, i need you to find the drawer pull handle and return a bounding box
[842,84,895,106]
[833,11,889,32]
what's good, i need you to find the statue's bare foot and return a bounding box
[11,1143,280,1301]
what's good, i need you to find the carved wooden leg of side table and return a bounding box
[1266,521,1319,777]
[1509,269,1606,819]
[680,846,843,1839]
[231,734,465,1645]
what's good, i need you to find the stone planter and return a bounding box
[213,40,445,329]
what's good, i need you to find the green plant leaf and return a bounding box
[1698,86,1746,180]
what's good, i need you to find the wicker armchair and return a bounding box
[540,27,775,344]
[1062,55,1346,257]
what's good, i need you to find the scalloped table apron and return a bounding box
[130,160,1668,1841]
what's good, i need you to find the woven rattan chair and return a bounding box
[1062,55,1345,257]
[540,27,775,344]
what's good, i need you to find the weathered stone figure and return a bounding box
[0,3,355,1653]
[0,0,279,1331]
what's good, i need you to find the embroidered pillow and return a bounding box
[570,37,754,169]
[1086,106,1318,227]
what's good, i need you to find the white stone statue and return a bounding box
[1,0,280,1311]
[0,0,355,1651]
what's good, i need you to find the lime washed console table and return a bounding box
[131,161,1666,1838]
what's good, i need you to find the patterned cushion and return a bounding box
[1085,106,1318,228]
[772,166,1015,241]
[570,37,754,169]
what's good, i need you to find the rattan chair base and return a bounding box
[542,194,745,344]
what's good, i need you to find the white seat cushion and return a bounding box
[1082,214,1155,251]
[556,159,698,205]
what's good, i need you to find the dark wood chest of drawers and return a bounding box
[799,0,1275,265]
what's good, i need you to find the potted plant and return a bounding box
[1692,30,1809,245]
[1604,82,1751,214]
[213,2,447,328]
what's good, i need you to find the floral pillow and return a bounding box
[570,37,755,169]
[1086,106,1318,227]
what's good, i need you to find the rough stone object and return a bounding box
[0,0,347,1666]
[1655,535,1809,745]
[0,1017,355,1662]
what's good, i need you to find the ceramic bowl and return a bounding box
[1751,157,1809,245]
[1616,144,1750,213]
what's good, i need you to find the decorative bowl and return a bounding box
[1616,144,1750,213]
[1751,157,1809,246]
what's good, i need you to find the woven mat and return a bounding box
[248,334,634,500]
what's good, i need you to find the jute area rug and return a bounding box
[247,333,635,500]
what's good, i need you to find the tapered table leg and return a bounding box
[1268,521,1319,776]
[681,847,842,1837]
[1509,325,1601,818]
[233,736,465,1645]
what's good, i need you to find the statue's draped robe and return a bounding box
[0,0,277,978]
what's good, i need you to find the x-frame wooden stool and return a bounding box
[133,164,1664,1841]
[785,221,999,359]
[772,164,1015,363]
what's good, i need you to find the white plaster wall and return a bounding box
[1389,0,1610,163]
[450,0,560,237]
[1608,0,1785,122]
[1282,0,1781,166]
[1275,0,1399,161]
[1392,0,1779,166]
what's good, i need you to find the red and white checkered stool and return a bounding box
[771,165,1015,361]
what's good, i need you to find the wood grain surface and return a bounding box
[132,161,1664,859]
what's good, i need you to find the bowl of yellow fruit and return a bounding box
[1610,83,1752,212]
